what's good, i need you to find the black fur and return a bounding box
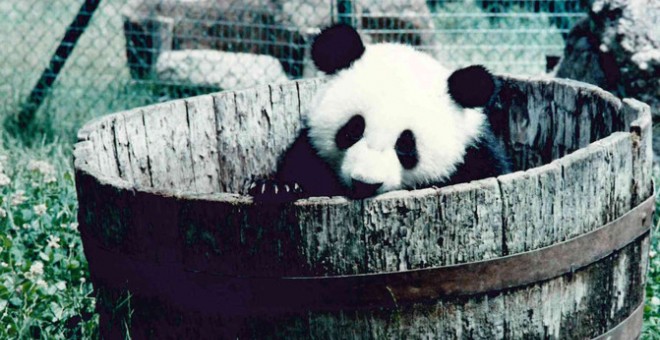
[311,24,365,75]
[274,130,347,197]
[444,123,511,186]
[447,65,496,108]
[395,130,418,170]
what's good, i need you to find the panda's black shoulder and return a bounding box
[445,124,511,186]
[276,129,347,197]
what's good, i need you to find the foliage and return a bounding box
[643,193,660,339]
[0,136,98,339]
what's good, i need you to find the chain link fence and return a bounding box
[0,0,585,137]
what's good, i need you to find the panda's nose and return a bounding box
[351,179,383,198]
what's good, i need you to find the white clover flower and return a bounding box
[47,235,61,249]
[33,203,47,216]
[650,250,656,258]
[0,207,6,218]
[35,279,47,289]
[80,277,86,283]
[11,190,27,206]
[70,222,79,231]
[29,261,44,277]
[27,160,55,177]
[0,262,7,268]
[55,281,66,291]
[652,296,660,306]
[0,173,10,187]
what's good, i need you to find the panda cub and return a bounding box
[250,24,511,201]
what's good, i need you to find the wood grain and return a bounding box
[74,76,653,339]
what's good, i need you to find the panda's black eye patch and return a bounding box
[335,115,365,150]
[395,130,418,169]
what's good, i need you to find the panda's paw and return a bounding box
[248,179,304,203]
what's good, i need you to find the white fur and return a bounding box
[306,44,485,194]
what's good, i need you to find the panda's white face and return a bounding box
[306,44,486,196]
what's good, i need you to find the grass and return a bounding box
[0,137,97,338]
[0,0,657,338]
[644,210,660,339]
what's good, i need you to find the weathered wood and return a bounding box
[295,196,366,275]
[499,162,563,254]
[87,119,120,180]
[73,141,96,173]
[186,95,221,194]
[627,98,653,206]
[296,78,323,118]
[121,108,153,188]
[80,230,647,339]
[142,100,195,191]
[213,86,281,193]
[493,76,624,171]
[111,112,135,184]
[74,76,653,339]
[431,179,503,265]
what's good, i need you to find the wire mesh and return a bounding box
[0,0,585,136]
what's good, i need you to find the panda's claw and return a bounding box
[249,179,304,203]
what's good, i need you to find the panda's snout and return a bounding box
[350,179,383,198]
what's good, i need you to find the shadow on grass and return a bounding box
[2,103,57,147]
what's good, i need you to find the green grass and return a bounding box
[644,204,660,339]
[0,137,97,338]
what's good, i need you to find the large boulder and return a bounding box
[554,0,660,117]
[123,0,307,78]
[155,50,288,90]
[123,0,437,80]
[553,0,660,172]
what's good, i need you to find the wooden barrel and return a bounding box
[74,76,654,339]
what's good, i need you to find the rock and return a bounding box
[123,0,306,78]
[553,0,660,172]
[124,0,437,80]
[155,50,288,90]
[554,0,660,118]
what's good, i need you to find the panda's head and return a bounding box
[307,24,497,198]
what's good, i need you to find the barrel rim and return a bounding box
[72,75,638,206]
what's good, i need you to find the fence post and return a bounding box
[336,0,354,26]
[17,0,101,130]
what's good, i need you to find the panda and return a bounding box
[250,24,511,202]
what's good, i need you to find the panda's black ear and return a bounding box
[311,24,365,75]
[447,65,496,108]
